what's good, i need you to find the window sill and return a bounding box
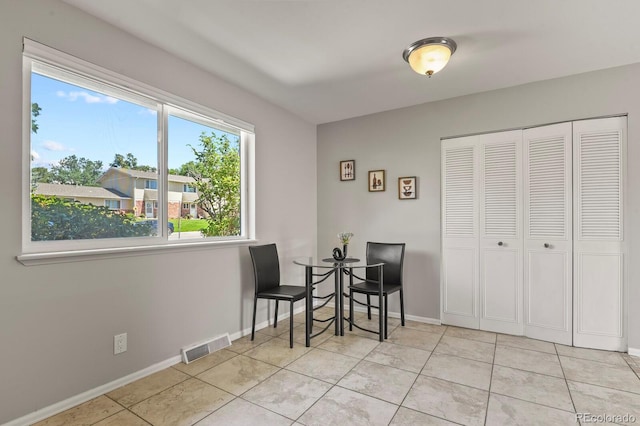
[16,238,258,266]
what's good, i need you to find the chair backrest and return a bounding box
[248,244,281,293]
[366,242,405,286]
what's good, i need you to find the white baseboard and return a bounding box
[5,302,427,426]
[324,302,441,325]
[399,312,441,325]
[5,305,309,426]
[628,347,640,357]
[3,355,182,426]
[230,303,307,341]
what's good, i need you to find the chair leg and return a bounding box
[274,300,279,328]
[367,295,371,319]
[251,296,258,341]
[399,289,405,326]
[378,294,384,342]
[289,301,294,348]
[349,289,354,331]
[384,294,389,339]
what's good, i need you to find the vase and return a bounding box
[332,244,348,261]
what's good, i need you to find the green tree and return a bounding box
[133,164,156,172]
[49,155,104,186]
[189,132,240,236]
[110,153,137,169]
[169,160,197,176]
[110,153,156,172]
[31,102,41,134]
[31,166,52,183]
[30,103,44,189]
[31,194,153,241]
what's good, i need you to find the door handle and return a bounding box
[497,241,503,246]
[544,243,550,248]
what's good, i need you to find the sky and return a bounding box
[30,72,239,172]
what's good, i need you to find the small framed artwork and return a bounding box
[398,176,417,199]
[368,170,385,192]
[340,160,355,181]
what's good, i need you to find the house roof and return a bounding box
[34,183,131,200]
[98,167,196,184]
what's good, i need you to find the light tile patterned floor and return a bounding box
[35,309,640,425]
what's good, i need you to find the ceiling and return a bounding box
[64,0,640,124]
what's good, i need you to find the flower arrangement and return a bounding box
[338,232,354,245]
[333,232,354,261]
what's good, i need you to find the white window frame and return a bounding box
[19,39,255,265]
[145,180,158,190]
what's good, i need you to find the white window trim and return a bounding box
[22,39,254,132]
[20,38,255,265]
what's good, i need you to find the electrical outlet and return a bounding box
[114,333,127,355]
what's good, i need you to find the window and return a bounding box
[169,109,242,236]
[22,39,255,258]
[104,200,121,210]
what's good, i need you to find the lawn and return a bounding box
[170,218,208,233]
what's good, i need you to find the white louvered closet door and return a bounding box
[523,123,573,345]
[479,131,523,334]
[573,117,627,351]
[441,136,480,329]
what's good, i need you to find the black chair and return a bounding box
[348,242,406,340]
[249,244,306,348]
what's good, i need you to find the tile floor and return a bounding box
[35,308,640,425]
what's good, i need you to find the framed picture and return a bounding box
[340,160,355,181]
[368,170,385,192]
[398,176,417,199]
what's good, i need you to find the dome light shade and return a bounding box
[403,37,457,77]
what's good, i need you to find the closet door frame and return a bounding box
[440,115,627,351]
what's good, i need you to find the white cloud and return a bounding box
[138,108,157,116]
[42,140,69,151]
[31,150,40,160]
[57,90,119,104]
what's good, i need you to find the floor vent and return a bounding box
[181,333,231,364]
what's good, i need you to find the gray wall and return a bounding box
[318,64,640,347]
[0,1,316,423]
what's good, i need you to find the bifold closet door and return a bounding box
[523,123,573,345]
[441,136,479,329]
[479,131,523,334]
[573,117,626,351]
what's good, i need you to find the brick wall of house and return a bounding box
[180,204,209,218]
[135,200,144,217]
[168,202,181,219]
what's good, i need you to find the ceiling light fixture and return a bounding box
[402,37,457,77]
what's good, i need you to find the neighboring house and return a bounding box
[33,182,131,211]
[35,167,205,219]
